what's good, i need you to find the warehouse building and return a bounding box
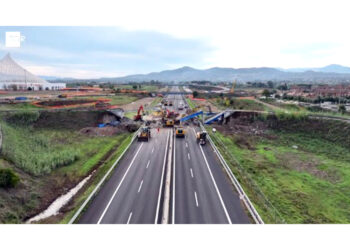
[0,53,66,91]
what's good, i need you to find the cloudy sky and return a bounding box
[0,0,349,78]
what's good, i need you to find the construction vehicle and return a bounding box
[178,102,185,110]
[164,119,175,127]
[138,126,151,141]
[134,105,144,121]
[175,126,186,138]
[196,131,207,145]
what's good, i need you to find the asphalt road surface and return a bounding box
[78,86,251,224]
[79,128,170,224]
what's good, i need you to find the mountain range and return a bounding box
[46,64,350,83]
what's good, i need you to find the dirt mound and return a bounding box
[79,127,124,136]
[213,112,268,136]
[34,110,105,130]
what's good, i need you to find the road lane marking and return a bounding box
[172,129,176,224]
[138,180,144,193]
[146,160,150,169]
[194,191,199,207]
[152,147,154,153]
[190,168,194,178]
[197,134,232,224]
[188,153,190,160]
[155,130,170,224]
[186,142,188,148]
[127,212,132,224]
[97,143,144,224]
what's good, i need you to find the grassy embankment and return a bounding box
[0,111,131,223]
[214,97,272,111]
[116,84,159,92]
[186,98,196,109]
[262,98,350,119]
[208,114,350,223]
[59,132,133,223]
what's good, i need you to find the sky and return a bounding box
[0,0,350,78]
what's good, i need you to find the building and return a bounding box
[0,53,66,91]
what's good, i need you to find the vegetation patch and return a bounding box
[210,116,350,223]
[0,168,20,188]
[215,97,268,111]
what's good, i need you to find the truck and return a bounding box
[178,102,185,110]
[175,126,186,138]
[196,131,207,145]
[138,126,151,141]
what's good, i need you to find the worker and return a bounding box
[157,127,160,133]
[212,128,216,133]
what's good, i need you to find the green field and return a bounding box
[115,84,159,92]
[215,98,270,111]
[74,94,138,106]
[209,117,350,223]
[186,98,196,109]
[0,111,131,223]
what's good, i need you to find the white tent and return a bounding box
[0,53,65,90]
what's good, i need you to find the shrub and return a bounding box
[0,168,20,188]
[6,111,40,126]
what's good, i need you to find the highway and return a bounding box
[78,86,250,224]
[79,128,170,224]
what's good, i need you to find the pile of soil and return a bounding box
[34,110,104,130]
[79,127,124,136]
[213,112,268,136]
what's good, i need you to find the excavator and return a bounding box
[134,105,144,121]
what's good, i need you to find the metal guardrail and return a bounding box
[200,124,264,224]
[204,124,286,224]
[68,127,141,224]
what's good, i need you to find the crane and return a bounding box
[230,80,237,94]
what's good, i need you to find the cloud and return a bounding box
[0,26,214,77]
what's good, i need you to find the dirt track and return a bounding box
[119,97,155,111]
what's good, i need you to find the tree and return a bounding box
[193,91,199,98]
[267,81,274,88]
[132,85,137,90]
[339,104,346,114]
[262,89,271,98]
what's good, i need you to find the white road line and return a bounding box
[188,153,190,160]
[193,128,232,224]
[127,212,132,224]
[146,160,150,169]
[152,147,154,153]
[172,129,176,224]
[186,142,188,148]
[97,143,144,224]
[194,191,199,207]
[154,130,170,224]
[190,168,194,178]
[138,180,144,193]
